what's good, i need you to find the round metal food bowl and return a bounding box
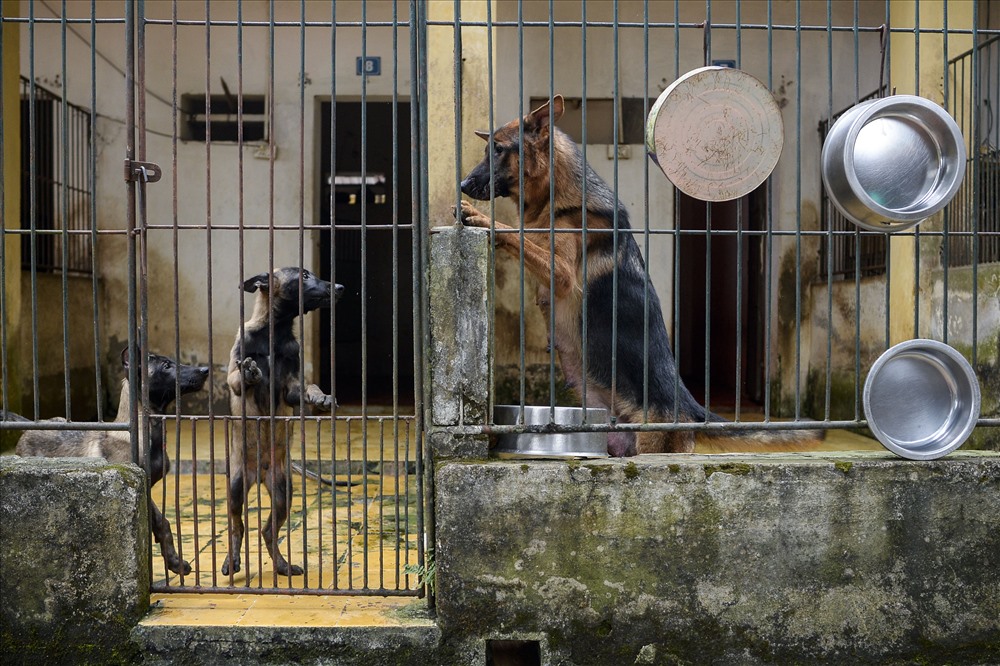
[821,95,966,232]
[863,339,980,460]
[492,405,609,459]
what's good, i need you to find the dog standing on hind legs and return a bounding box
[223,267,343,578]
[457,95,822,455]
[12,347,210,575]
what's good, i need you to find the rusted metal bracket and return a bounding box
[124,159,162,183]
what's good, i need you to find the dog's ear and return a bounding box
[474,130,491,141]
[243,273,270,293]
[525,95,563,134]
[550,94,565,123]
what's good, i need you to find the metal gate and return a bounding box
[2,0,428,597]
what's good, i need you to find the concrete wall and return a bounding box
[0,456,150,664]
[17,274,101,420]
[434,452,1000,665]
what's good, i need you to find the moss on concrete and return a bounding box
[435,455,1000,664]
[834,460,854,474]
[0,456,150,665]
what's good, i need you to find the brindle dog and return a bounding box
[12,348,209,575]
[222,267,343,578]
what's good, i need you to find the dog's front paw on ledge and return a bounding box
[453,200,490,228]
[239,357,262,386]
[312,394,334,411]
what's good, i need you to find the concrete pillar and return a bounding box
[1,0,21,448]
[888,0,974,344]
[0,456,151,662]
[426,0,496,227]
[428,225,491,459]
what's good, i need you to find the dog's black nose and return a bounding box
[334,283,345,300]
[199,367,210,377]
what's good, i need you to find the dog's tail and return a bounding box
[696,426,827,453]
[686,402,826,453]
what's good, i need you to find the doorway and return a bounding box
[676,187,765,410]
[318,100,414,406]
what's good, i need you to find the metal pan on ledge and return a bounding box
[492,405,609,459]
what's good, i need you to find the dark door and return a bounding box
[318,101,414,406]
[677,188,764,410]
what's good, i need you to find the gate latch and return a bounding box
[124,159,162,183]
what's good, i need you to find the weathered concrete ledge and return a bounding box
[0,455,150,665]
[435,451,1000,665]
[132,622,443,666]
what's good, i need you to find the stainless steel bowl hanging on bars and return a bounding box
[645,66,784,202]
[863,339,980,461]
[492,405,609,459]
[821,95,966,232]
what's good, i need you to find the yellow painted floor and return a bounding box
[145,415,426,627]
[145,411,879,627]
[142,593,428,628]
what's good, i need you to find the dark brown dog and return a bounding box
[457,95,821,455]
[12,348,209,574]
[222,267,343,578]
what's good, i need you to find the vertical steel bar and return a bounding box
[518,0,526,415]
[548,0,555,421]
[763,0,774,422]
[972,0,980,367]
[641,0,650,421]
[28,1,40,420]
[391,0,401,590]
[227,0,246,589]
[169,0,186,588]
[329,0,339,591]
[883,5,892,351]
[124,0,139,467]
[941,2,952,344]
[485,0,497,426]
[853,0,862,419]
[355,2,377,590]
[264,0,276,589]
[413,0,430,606]
[580,0,589,416]
[611,0,620,423]
[913,0,921,338]
[702,0,711,420]
[60,2,71,418]
[672,0,681,423]
[794,0,802,419]
[0,0,6,421]
[361,0,371,592]
[734,0,743,421]
[823,0,832,422]
[296,0,308,589]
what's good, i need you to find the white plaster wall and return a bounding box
[21,0,413,387]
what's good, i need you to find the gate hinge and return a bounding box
[124,159,162,183]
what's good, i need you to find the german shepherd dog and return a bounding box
[12,347,210,574]
[457,95,820,455]
[223,267,343,578]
